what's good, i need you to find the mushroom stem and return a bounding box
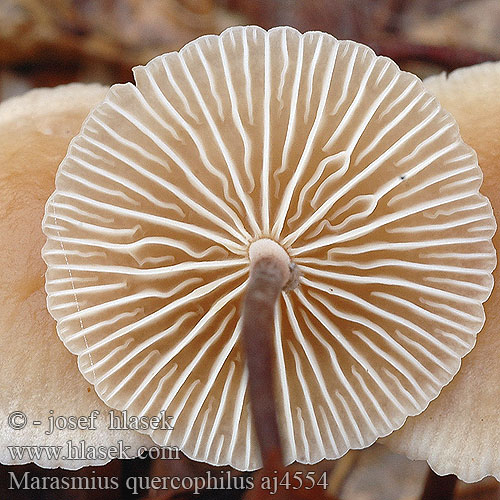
[242,239,291,465]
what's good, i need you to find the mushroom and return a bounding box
[0,84,153,469]
[41,26,495,470]
[384,61,500,483]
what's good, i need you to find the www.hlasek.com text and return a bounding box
[7,440,179,462]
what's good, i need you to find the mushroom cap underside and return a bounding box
[42,27,496,470]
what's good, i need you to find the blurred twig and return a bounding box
[368,38,496,70]
[221,0,499,72]
[420,467,457,500]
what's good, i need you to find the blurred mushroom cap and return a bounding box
[384,61,500,483]
[42,27,495,470]
[0,84,153,469]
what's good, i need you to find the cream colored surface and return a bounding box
[41,27,496,470]
[384,62,500,482]
[0,84,153,469]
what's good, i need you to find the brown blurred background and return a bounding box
[1,1,499,499]
[1,0,500,100]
